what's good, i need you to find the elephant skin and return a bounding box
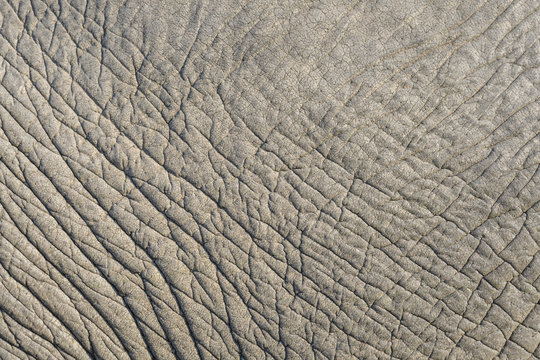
[0,0,539,359]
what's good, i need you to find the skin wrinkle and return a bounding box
[1,75,201,358]
[0,114,188,360]
[0,154,152,359]
[1,0,540,359]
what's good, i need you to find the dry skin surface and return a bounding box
[0,0,539,359]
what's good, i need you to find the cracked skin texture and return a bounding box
[0,0,539,359]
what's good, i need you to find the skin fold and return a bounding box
[0,0,539,359]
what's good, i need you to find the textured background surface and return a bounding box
[0,0,539,359]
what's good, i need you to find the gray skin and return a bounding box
[0,0,539,359]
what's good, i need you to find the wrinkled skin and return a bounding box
[0,0,539,359]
